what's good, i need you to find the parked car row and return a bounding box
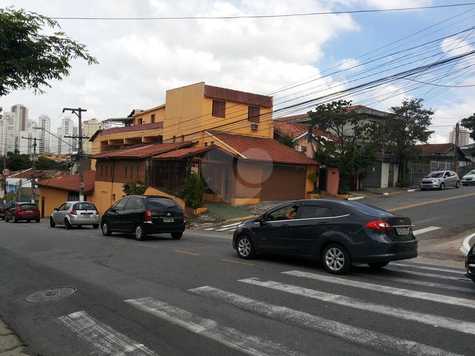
[419,169,475,190]
[0,202,40,223]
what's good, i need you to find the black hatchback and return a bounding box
[101,195,185,240]
[232,199,417,274]
[466,246,475,283]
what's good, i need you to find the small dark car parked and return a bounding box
[4,202,40,223]
[233,199,417,274]
[466,246,475,283]
[100,195,185,240]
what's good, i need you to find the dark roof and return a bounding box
[38,171,96,193]
[154,145,215,159]
[416,143,471,161]
[273,121,338,142]
[209,131,317,166]
[93,142,192,159]
[276,105,390,123]
[204,85,272,108]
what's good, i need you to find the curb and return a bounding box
[347,196,365,201]
[460,232,475,256]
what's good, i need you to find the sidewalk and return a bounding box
[0,319,29,356]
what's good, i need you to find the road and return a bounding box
[0,187,474,356]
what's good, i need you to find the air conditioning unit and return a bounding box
[251,123,258,131]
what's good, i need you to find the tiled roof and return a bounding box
[209,131,317,166]
[154,145,215,159]
[93,142,192,159]
[273,121,338,142]
[38,171,96,193]
[7,169,62,179]
[92,122,164,141]
[417,143,454,155]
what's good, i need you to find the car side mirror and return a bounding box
[109,208,117,213]
[53,208,59,211]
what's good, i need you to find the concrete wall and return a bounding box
[39,187,68,218]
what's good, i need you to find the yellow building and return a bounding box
[82,118,101,155]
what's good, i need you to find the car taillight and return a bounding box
[144,210,152,222]
[71,209,77,215]
[366,220,390,232]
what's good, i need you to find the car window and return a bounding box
[267,205,298,221]
[146,197,178,210]
[74,202,97,211]
[298,205,333,219]
[113,197,128,211]
[125,197,144,210]
[428,172,444,178]
[341,201,392,217]
[19,204,36,210]
[60,203,71,211]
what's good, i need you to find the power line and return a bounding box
[402,77,475,87]
[50,3,475,21]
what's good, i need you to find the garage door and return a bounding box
[261,165,307,201]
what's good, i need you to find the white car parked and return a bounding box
[420,170,460,190]
[461,169,475,186]
[50,201,100,229]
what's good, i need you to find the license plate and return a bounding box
[162,217,174,223]
[396,227,410,235]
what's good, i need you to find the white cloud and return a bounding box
[0,0,358,128]
[338,58,361,70]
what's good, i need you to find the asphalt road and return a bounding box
[0,188,474,356]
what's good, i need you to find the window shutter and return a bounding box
[212,100,225,118]
[248,105,260,123]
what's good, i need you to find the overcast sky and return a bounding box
[1,0,474,143]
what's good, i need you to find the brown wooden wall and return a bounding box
[96,159,146,183]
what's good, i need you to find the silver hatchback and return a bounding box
[50,201,100,229]
[420,170,460,190]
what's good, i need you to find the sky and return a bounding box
[1,0,475,143]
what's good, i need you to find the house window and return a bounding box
[138,118,143,125]
[151,114,156,123]
[250,123,258,132]
[248,105,260,123]
[212,100,225,118]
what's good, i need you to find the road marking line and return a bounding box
[412,226,441,236]
[283,270,475,309]
[391,263,465,274]
[204,227,215,231]
[221,222,242,228]
[175,249,200,256]
[125,297,298,356]
[58,311,157,355]
[216,227,236,232]
[386,268,471,282]
[388,192,475,212]
[190,286,461,356]
[238,278,475,335]
[220,258,255,266]
[368,274,475,294]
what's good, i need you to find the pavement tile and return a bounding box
[0,335,22,353]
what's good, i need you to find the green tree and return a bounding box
[383,98,434,186]
[35,156,71,171]
[275,133,296,148]
[6,152,32,171]
[461,113,475,140]
[308,100,378,192]
[123,182,147,195]
[182,172,205,209]
[0,8,97,96]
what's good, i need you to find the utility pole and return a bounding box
[454,122,460,174]
[62,107,88,201]
[21,136,42,204]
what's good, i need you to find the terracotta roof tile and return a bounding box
[417,143,454,155]
[274,121,309,139]
[93,142,192,159]
[154,145,215,159]
[96,122,163,137]
[38,171,96,193]
[209,131,317,166]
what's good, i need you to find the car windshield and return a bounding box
[427,172,444,178]
[74,202,97,211]
[466,170,475,175]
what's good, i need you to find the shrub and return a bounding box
[182,172,205,209]
[123,182,146,195]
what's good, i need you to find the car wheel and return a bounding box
[236,235,255,259]
[50,218,56,228]
[64,218,72,230]
[171,232,183,240]
[13,217,17,223]
[440,183,445,190]
[456,181,460,188]
[35,219,40,223]
[322,244,351,274]
[368,262,389,270]
[101,222,112,236]
[92,224,99,229]
[135,225,146,241]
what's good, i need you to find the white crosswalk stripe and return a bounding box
[385,267,471,282]
[58,311,157,355]
[238,277,475,335]
[391,262,465,274]
[412,226,441,236]
[190,286,462,356]
[366,274,475,293]
[125,297,300,356]
[283,270,475,309]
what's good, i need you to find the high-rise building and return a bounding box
[449,126,471,146]
[11,104,28,131]
[38,115,51,154]
[57,117,77,154]
[82,118,101,155]
[0,111,18,155]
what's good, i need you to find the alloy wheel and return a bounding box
[101,222,110,236]
[237,236,253,258]
[135,226,144,240]
[324,247,346,272]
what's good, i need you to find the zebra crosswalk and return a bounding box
[57,261,474,356]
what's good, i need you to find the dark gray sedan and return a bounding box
[232,199,417,274]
